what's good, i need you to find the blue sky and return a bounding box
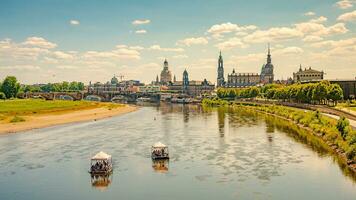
[0,0,355,84]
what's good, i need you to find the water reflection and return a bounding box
[152,159,169,173]
[90,173,112,191]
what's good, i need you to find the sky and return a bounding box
[0,0,355,84]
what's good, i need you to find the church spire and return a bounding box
[267,43,272,64]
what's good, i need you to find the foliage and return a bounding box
[336,116,350,140]
[0,92,5,100]
[1,76,20,99]
[217,81,343,105]
[203,100,356,161]
[10,116,25,123]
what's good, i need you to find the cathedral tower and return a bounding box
[217,51,225,87]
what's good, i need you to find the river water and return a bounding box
[0,104,355,200]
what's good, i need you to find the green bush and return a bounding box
[10,116,25,123]
[0,92,5,100]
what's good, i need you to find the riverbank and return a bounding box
[202,99,356,172]
[0,99,137,134]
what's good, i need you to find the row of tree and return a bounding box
[217,81,344,105]
[0,76,85,99]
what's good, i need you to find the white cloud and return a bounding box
[335,0,354,9]
[149,45,184,52]
[173,55,188,59]
[70,20,80,25]
[139,63,160,68]
[135,29,147,34]
[132,19,150,25]
[22,37,57,49]
[337,10,356,22]
[275,47,304,55]
[56,65,78,69]
[129,46,144,50]
[295,22,348,36]
[243,27,303,43]
[309,16,327,23]
[176,37,208,46]
[302,35,323,42]
[216,37,248,50]
[1,65,40,70]
[207,22,257,38]
[304,11,316,16]
[52,51,75,59]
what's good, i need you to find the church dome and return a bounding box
[111,76,119,84]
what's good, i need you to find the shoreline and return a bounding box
[0,105,138,135]
[202,99,356,173]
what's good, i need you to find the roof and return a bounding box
[91,151,111,160]
[152,142,167,148]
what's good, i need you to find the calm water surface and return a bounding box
[0,104,355,200]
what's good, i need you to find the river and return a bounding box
[0,104,355,200]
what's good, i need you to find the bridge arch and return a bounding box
[84,95,103,102]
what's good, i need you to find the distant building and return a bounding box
[159,59,172,85]
[226,69,260,87]
[260,44,274,84]
[88,76,143,94]
[293,65,324,82]
[217,45,274,88]
[138,85,160,93]
[168,69,215,96]
[217,51,225,87]
[329,79,356,99]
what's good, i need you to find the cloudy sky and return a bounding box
[0,0,355,84]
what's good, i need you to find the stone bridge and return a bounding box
[24,92,85,101]
[23,91,161,102]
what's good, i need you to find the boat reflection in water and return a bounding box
[152,159,169,173]
[90,173,113,191]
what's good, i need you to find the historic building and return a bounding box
[158,59,172,85]
[260,44,274,84]
[217,51,225,87]
[217,45,274,88]
[293,65,324,82]
[226,69,260,87]
[168,69,215,96]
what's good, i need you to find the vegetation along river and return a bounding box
[0,103,355,200]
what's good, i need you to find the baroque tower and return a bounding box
[217,51,225,87]
[260,44,274,84]
[160,59,172,85]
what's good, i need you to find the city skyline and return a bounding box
[0,0,355,84]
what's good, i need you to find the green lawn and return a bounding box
[0,99,119,116]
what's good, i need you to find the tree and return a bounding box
[336,116,350,140]
[312,82,328,104]
[327,84,343,106]
[1,76,20,99]
[249,87,259,98]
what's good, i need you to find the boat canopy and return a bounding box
[91,151,112,160]
[152,142,167,148]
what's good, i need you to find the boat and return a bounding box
[151,142,169,160]
[89,151,113,175]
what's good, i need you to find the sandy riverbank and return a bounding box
[0,105,137,135]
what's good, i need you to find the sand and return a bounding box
[0,105,137,135]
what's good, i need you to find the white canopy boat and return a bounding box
[89,151,113,174]
[151,142,169,160]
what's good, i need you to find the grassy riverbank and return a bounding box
[203,98,356,167]
[0,99,135,134]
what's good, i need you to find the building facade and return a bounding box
[260,44,274,84]
[168,70,215,96]
[159,59,172,85]
[293,65,324,82]
[226,69,260,87]
[217,45,274,88]
[217,51,225,87]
